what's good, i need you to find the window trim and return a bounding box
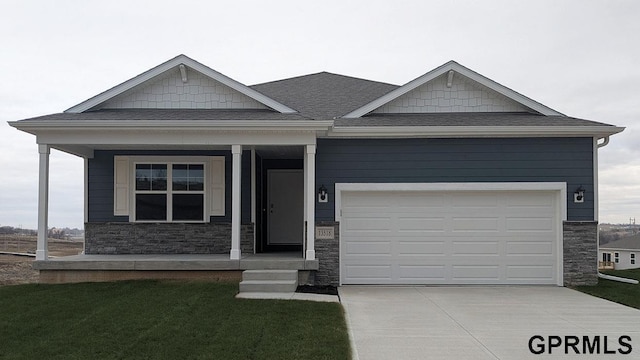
[614,252,620,264]
[631,253,636,265]
[133,160,207,223]
[114,155,225,223]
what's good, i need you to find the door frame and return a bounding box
[258,165,304,252]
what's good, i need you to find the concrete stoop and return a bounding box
[238,269,298,294]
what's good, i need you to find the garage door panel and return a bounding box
[506,217,554,231]
[396,241,446,255]
[450,193,499,207]
[345,241,391,255]
[451,217,501,232]
[506,265,555,281]
[397,217,446,232]
[397,265,447,282]
[344,265,392,282]
[451,265,501,281]
[340,189,560,285]
[451,241,500,255]
[506,242,554,255]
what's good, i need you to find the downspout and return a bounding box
[595,136,638,284]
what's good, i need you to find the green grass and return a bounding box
[574,269,640,309]
[0,281,350,360]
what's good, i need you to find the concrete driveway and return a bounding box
[339,286,640,360]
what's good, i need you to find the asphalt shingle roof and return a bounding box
[16,109,310,122]
[333,112,615,127]
[250,72,398,119]
[601,234,640,250]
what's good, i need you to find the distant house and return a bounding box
[599,235,640,270]
[9,54,624,287]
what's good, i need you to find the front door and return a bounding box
[267,169,303,246]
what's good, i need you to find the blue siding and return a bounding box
[88,150,252,223]
[315,138,594,221]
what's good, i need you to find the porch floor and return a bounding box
[33,253,319,271]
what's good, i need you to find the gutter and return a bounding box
[598,272,639,284]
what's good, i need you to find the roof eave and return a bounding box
[8,119,334,133]
[327,125,625,138]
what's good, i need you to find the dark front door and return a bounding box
[267,169,303,247]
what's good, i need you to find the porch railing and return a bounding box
[598,261,615,270]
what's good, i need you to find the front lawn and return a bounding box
[0,281,350,360]
[574,269,640,309]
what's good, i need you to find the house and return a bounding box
[9,54,624,287]
[599,235,640,270]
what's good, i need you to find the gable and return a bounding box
[372,71,530,114]
[344,61,564,118]
[100,67,268,110]
[65,54,295,114]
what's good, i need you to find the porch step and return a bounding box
[242,269,298,281]
[238,270,298,293]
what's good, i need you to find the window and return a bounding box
[602,253,611,263]
[614,252,619,263]
[113,156,225,221]
[631,253,636,265]
[135,163,205,222]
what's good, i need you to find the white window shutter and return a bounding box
[113,156,130,216]
[210,156,225,216]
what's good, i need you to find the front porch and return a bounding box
[33,253,319,284]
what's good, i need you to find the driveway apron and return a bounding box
[339,286,640,360]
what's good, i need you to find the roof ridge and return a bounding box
[251,71,399,88]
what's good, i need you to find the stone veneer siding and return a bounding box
[314,221,340,286]
[563,221,598,286]
[85,222,254,255]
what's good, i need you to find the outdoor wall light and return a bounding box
[574,185,585,203]
[318,184,328,203]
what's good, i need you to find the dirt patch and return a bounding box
[0,235,84,286]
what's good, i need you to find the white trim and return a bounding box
[230,145,242,260]
[29,129,321,149]
[130,158,208,223]
[327,125,625,138]
[12,119,334,130]
[84,157,89,224]
[65,54,297,114]
[335,182,567,286]
[344,61,564,118]
[305,144,316,260]
[36,144,50,261]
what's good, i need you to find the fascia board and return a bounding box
[343,61,564,118]
[9,119,333,130]
[328,125,625,138]
[65,55,296,114]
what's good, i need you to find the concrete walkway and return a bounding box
[339,286,640,360]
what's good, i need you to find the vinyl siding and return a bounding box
[88,150,252,223]
[315,137,594,221]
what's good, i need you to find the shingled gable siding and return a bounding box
[85,150,253,254]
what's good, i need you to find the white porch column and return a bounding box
[305,144,316,260]
[230,145,242,260]
[36,144,50,261]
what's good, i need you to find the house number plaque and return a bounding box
[315,226,335,240]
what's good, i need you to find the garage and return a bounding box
[337,183,565,285]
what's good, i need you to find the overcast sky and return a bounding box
[1,0,639,229]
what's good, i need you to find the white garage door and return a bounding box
[340,189,561,285]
